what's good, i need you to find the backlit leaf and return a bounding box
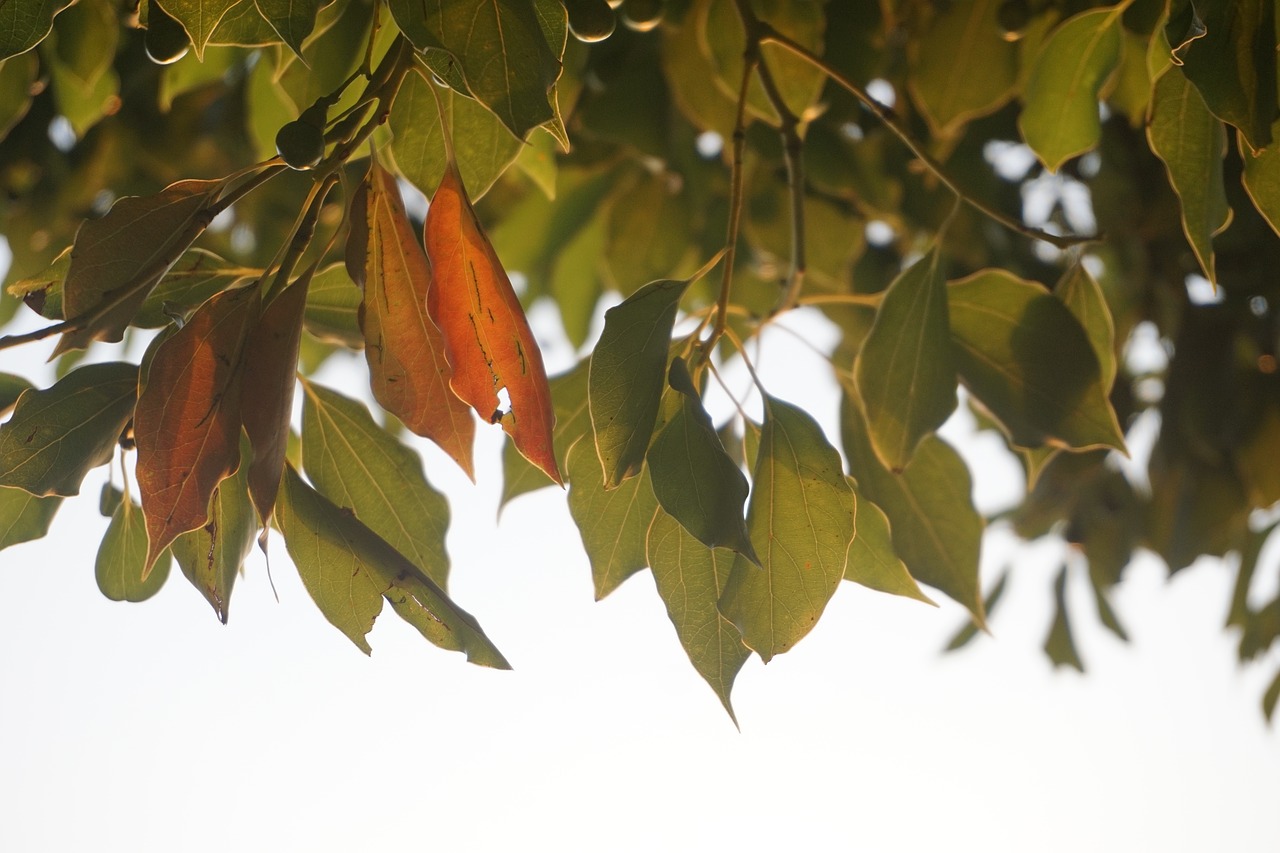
[566,438,658,600]
[425,155,558,484]
[0,485,60,551]
[846,477,934,606]
[135,284,258,572]
[647,509,748,722]
[300,380,451,588]
[0,0,73,60]
[646,358,757,564]
[0,362,137,497]
[501,359,591,506]
[604,173,692,295]
[156,0,241,58]
[1044,564,1084,671]
[277,466,509,667]
[1053,263,1116,390]
[909,0,1018,137]
[945,569,1007,652]
[254,0,320,57]
[948,270,1125,452]
[356,158,475,478]
[302,263,362,348]
[0,54,38,138]
[1240,127,1280,238]
[1019,6,1123,172]
[1147,66,1230,284]
[96,497,171,603]
[854,248,956,472]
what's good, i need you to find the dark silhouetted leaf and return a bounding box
[96,497,171,603]
[565,438,657,600]
[1044,564,1084,671]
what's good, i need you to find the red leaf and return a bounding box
[424,158,560,484]
[355,160,475,477]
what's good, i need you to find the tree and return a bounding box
[0,0,1277,723]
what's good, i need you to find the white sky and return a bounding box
[1,252,1278,852]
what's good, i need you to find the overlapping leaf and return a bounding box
[909,0,1018,136]
[565,438,657,600]
[1044,565,1084,671]
[502,359,591,506]
[0,486,60,551]
[302,263,362,347]
[96,497,171,603]
[845,478,934,605]
[0,373,32,414]
[0,0,73,60]
[1054,263,1116,390]
[156,0,241,59]
[254,0,320,58]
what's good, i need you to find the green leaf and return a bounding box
[52,0,116,92]
[1263,667,1280,723]
[277,466,509,667]
[253,0,320,58]
[389,68,523,202]
[44,37,118,138]
[1019,6,1124,172]
[1088,571,1128,643]
[589,278,692,488]
[647,509,748,722]
[96,498,171,603]
[945,570,1007,652]
[550,211,606,348]
[0,0,73,61]
[720,396,857,662]
[300,380,451,588]
[841,387,985,625]
[0,372,32,415]
[501,359,591,507]
[565,439,658,600]
[604,173,693,295]
[1174,0,1276,152]
[845,477,934,606]
[854,248,956,472]
[0,362,138,497]
[0,485,60,551]
[948,270,1125,452]
[908,0,1018,137]
[1239,125,1280,238]
[157,0,242,59]
[0,53,38,138]
[209,0,279,45]
[1044,564,1084,672]
[1147,66,1231,285]
[302,263,362,347]
[646,358,758,565]
[1053,263,1116,390]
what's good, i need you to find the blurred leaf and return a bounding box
[945,569,1007,652]
[605,173,693,295]
[514,128,558,198]
[0,486,61,551]
[52,0,116,91]
[1044,564,1084,671]
[1263,668,1280,723]
[1238,596,1280,662]
[1088,569,1128,642]
[720,395,856,661]
[550,212,606,348]
[1107,29,1152,127]
[0,362,137,497]
[854,248,956,472]
[0,0,73,60]
[96,497,171,602]
[661,0,737,137]
[566,439,657,600]
[909,0,1017,137]
[1227,521,1277,629]
[0,53,38,139]
[846,477,934,605]
[1240,126,1280,238]
[0,372,33,415]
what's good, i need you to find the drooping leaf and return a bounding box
[240,269,311,526]
[647,509,748,722]
[845,477,934,606]
[300,380,451,588]
[501,359,591,506]
[646,358,757,564]
[0,0,74,60]
[604,172,693,295]
[1239,127,1280,238]
[948,270,1126,452]
[908,0,1018,137]
[276,465,508,667]
[854,247,956,472]
[549,211,606,348]
[589,277,691,488]
[96,497,171,603]
[1044,564,1084,672]
[1147,66,1231,285]
[565,438,658,600]
[0,362,137,497]
[1054,263,1117,390]
[155,0,241,59]
[253,0,320,58]
[56,178,224,354]
[1019,6,1124,172]
[720,396,856,662]
[135,284,258,572]
[425,155,558,484]
[172,440,256,623]
[1263,667,1280,723]
[944,569,1008,652]
[0,485,61,551]
[1088,570,1128,643]
[841,387,985,625]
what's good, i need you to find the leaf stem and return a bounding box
[263,173,340,303]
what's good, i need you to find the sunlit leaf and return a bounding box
[550,212,605,349]
[1240,128,1280,238]
[96,497,171,603]
[647,509,748,722]
[0,0,74,60]
[0,362,137,497]
[565,438,657,600]
[604,172,693,295]
[854,248,956,472]
[945,570,1007,652]
[1053,263,1116,390]
[909,0,1018,137]
[1044,564,1084,672]
[0,485,61,551]
[720,395,855,662]
[157,0,241,59]
[300,380,451,588]
[254,0,320,58]
[846,477,934,606]
[501,359,591,506]
[302,263,362,348]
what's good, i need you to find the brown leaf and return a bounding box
[355,160,476,478]
[424,157,559,484]
[135,285,259,572]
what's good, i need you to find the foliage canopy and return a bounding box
[1,0,1279,722]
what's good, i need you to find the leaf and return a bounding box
[647,509,749,722]
[300,380,452,588]
[0,372,32,415]
[172,441,256,623]
[276,466,509,667]
[356,158,476,478]
[945,570,1007,652]
[604,173,693,295]
[52,0,116,92]
[253,0,320,58]
[135,284,258,572]
[56,178,224,354]
[0,485,60,551]
[1053,263,1116,390]
[1264,668,1280,723]
[720,396,856,662]
[854,247,956,472]
[1044,564,1084,672]
[1019,6,1124,172]
[589,277,691,488]
[303,263,362,348]
[156,0,241,59]
[501,359,591,506]
[908,0,1018,137]
[565,438,658,600]
[646,358,758,564]
[948,270,1125,452]
[1147,66,1231,285]
[240,269,310,526]
[1088,571,1128,643]
[425,155,559,484]
[1239,122,1280,238]
[96,498,171,603]
[549,211,606,349]
[0,53,38,138]
[0,0,73,61]
[845,478,934,606]
[841,387,985,625]
[1174,0,1276,152]
[0,362,138,497]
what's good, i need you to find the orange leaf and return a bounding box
[424,158,560,484]
[135,285,259,571]
[241,269,312,527]
[355,160,475,478]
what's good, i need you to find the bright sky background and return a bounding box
[1,239,1278,853]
